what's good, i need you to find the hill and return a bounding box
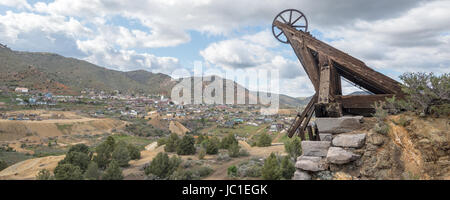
[0,44,303,107]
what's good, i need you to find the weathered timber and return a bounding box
[288,94,318,137]
[318,65,331,104]
[335,94,394,109]
[274,20,403,95]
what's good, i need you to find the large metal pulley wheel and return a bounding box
[272,9,308,44]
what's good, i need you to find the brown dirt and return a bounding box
[0,155,65,180]
[169,121,190,136]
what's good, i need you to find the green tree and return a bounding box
[227,165,237,177]
[164,133,180,152]
[127,143,141,160]
[261,153,281,180]
[36,169,53,180]
[220,133,237,149]
[177,135,196,155]
[94,136,116,169]
[54,164,83,180]
[59,151,90,172]
[284,137,302,159]
[145,152,181,179]
[280,156,295,180]
[205,137,220,155]
[68,143,90,154]
[84,162,101,180]
[257,132,272,147]
[102,160,123,180]
[228,142,240,158]
[112,141,131,167]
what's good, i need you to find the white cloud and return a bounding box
[0,0,31,10]
[76,37,180,73]
[323,0,450,73]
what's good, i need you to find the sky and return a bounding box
[0,0,449,97]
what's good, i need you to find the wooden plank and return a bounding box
[335,94,394,109]
[281,26,320,92]
[274,21,403,95]
[287,94,318,137]
[329,60,341,96]
[318,65,331,104]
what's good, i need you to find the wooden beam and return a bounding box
[335,94,394,109]
[273,21,404,96]
[318,65,331,104]
[279,25,320,92]
[287,94,318,137]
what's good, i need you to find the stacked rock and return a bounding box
[293,116,367,180]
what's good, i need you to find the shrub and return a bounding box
[228,142,240,158]
[227,165,237,177]
[399,72,449,116]
[194,166,214,178]
[256,132,272,147]
[284,137,302,160]
[102,160,123,180]
[280,156,295,180]
[84,162,101,180]
[374,123,390,135]
[58,151,90,172]
[169,168,194,180]
[205,137,220,155]
[220,133,237,149]
[157,137,167,147]
[67,144,90,155]
[145,152,181,179]
[373,101,388,123]
[177,135,196,155]
[164,133,180,153]
[94,136,116,169]
[237,159,263,178]
[127,143,141,160]
[112,141,131,167]
[54,164,83,180]
[216,152,231,162]
[36,169,53,180]
[261,153,281,180]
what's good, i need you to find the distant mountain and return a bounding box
[348,91,371,95]
[0,45,304,107]
[0,45,175,95]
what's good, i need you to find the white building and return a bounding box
[15,87,29,93]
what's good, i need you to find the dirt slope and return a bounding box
[0,155,65,180]
[169,121,190,136]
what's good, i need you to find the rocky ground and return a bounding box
[294,114,449,180]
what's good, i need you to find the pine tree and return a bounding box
[112,141,131,167]
[84,162,101,180]
[176,135,196,155]
[102,160,123,180]
[261,153,281,180]
[164,133,180,152]
[280,156,295,180]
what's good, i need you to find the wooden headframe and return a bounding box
[275,21,405,138]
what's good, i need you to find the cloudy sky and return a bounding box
[0,0,449,97]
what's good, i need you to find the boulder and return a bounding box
[326,147,360,164]
[315,116,363,134]
[295,156,328,171]
[332,133,366,148]
[319,133,333,141]
[292,170,311,180]
[301,141,331,157]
